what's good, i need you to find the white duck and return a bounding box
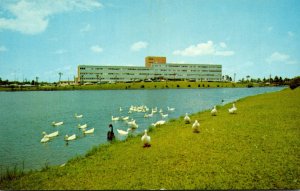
[127,119,136,125]
[82,128,94,134]
[184,113,191,124]
[211,106,217,116]
[121,116,129,121]
[151,120,166,127]
[42,131,59,138]
[228,103,237,114]
[161,113,168,118]
[52,121,63,126]
[78,124,87,129]
[151,107,158,113]
[117,128,131,136]
[75,113,83,118]
[167,106,175,111]
[192,120,200,133]
[130,122,138,129]
[112,116,119,121]
[141,129,151,147]
[65,134,76,141]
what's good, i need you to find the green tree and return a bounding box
[246,75,250,82]
[274,76,279,83]
[257,78,261,83]
[289,76,300,90]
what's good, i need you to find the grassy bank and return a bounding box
[0,81,262,91]
[1,88,299,189]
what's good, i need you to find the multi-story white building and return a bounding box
[77,57,222,83]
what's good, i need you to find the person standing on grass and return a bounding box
[107,124,115,141]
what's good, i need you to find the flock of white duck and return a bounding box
[140,103,237,147]
[41,102,237,148]
[40,113,94,143]
[113,105,174,137]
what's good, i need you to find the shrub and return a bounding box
[198,84,200,87]
[140,85,145,88]
[247,83,253,88]
[289,76,300,90]
[207,84,210,87]
[177,85,180,88]
[217,84,219,87]
[187,84,191,88]
[202,84,205,87]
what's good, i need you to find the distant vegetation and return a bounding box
[289,76,300,90]
[0,75,294,92]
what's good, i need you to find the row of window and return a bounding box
[80,65,221,71]
[153,65,221,68]
[80,70,221,75]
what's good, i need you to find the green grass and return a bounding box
[0,88,299,190]
[0,81,262,91]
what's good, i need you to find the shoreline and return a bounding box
[1,87,299,190]
[0,81,274,92]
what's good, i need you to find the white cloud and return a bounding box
[266,52,290,63]
[266,51,297,64]
[90,45,103,53]
[0,45,7,52]
[173,41,235,57]
[130,41,148,51]
[0,0,102,35]
[80,24,91,33]
[219,42,227,48]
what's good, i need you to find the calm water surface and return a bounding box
[0,87,285,173]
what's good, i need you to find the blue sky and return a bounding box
[0,0,299,82]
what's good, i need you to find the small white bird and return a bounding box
[161,113,168,118]
[42,131,59,138]
[121,116,129,121]
[119,107,123,112]
[151,120,166,127]
[141,129,151,147]
[228,103,237,114]
[130,122,138,129]
[192,120,200,133]
[75,113,83,118]
[184,113,191,124]
[112,116,119,121]
[82,128,94,134]
[127,119,136,125]
[78,124,87,129]
[65,134,76,141]
[117,128,131,135]
[211,106,217,116]
[167,106,175,111]
[52,121,63,126]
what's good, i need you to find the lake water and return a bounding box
[0,87,285,174]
